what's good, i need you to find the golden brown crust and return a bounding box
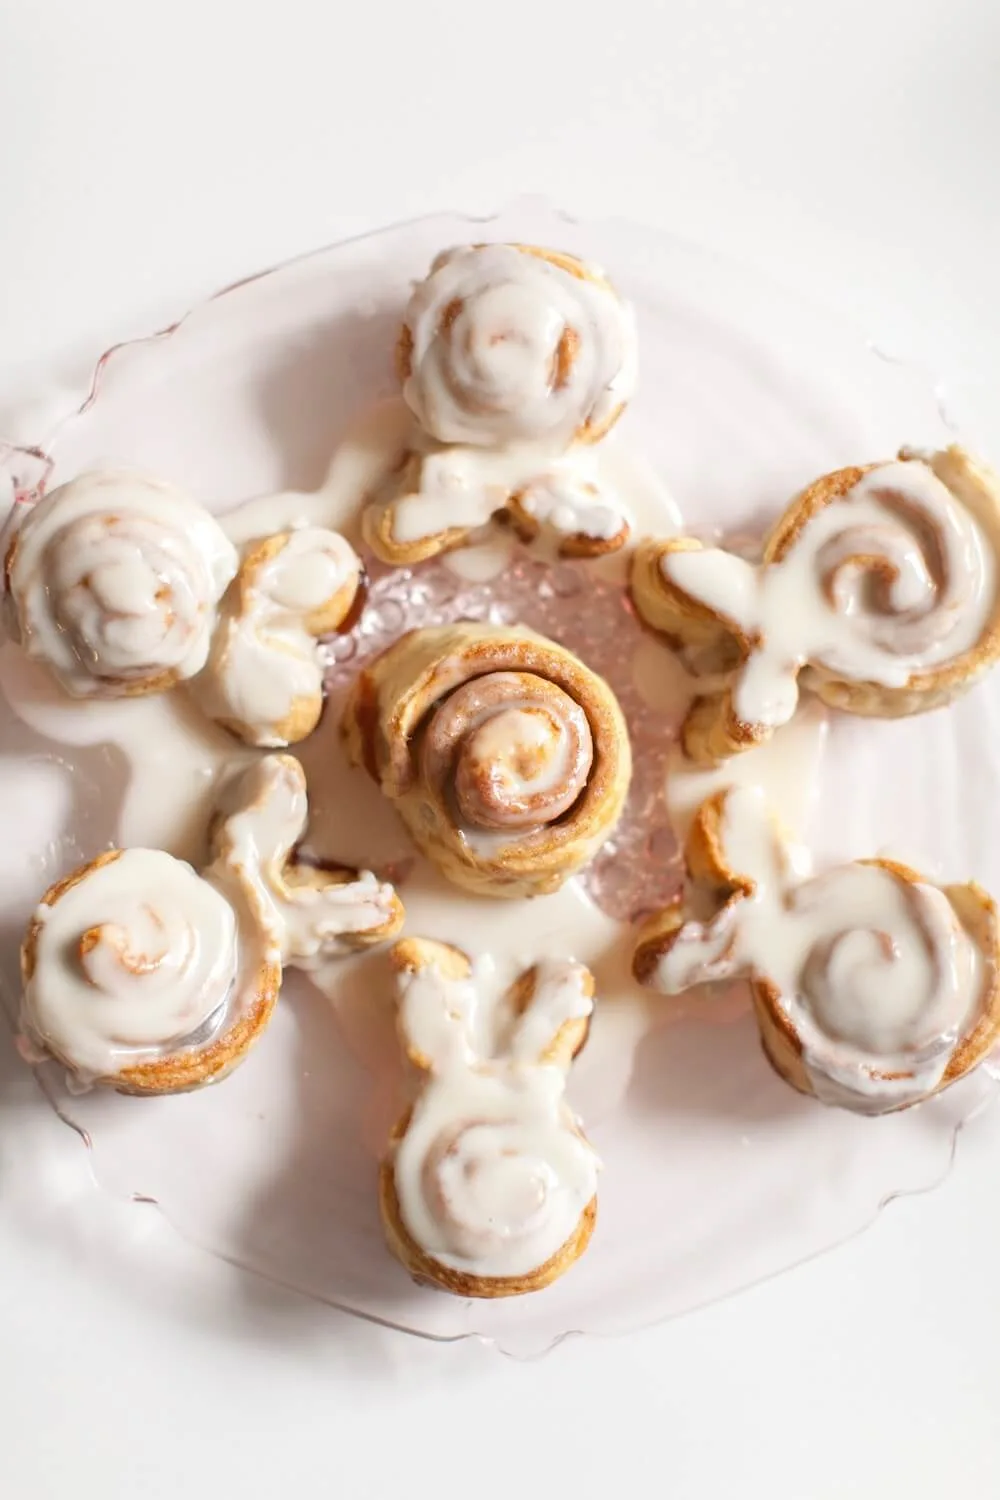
[633,791,1000,1111]
[631,447,1000,764]
[199,529,362,748]
[20,850,281,1097]
[505,489,629,560]
[341,622,631,898]
[361,452,495,567]
[378,1141,597,1298]
[389,937,593,1071]
[396,242,629,447]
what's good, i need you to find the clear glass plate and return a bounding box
[1,199,996,1358]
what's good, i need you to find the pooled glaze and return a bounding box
[5,470,237,698]
[400,244,636,447]
[647,785,989,1110]
[210,754,401,965]
[663,459,997,727]
[392,948,599,1279]
[21,848,242,1078]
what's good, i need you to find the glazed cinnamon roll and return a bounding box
[633,786,1000,1113]
[194,527,364,746]
[398,244,636,448]
[20,848,280,1094]
[631,446,1000,763]
[5,470,237,698]
[380,937,599,1297]
[341,622,631,897]
[209,753,404,963]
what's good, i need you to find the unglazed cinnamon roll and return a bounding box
[4,470,237,699]
[20,848,280,1094]
[397,244,636,448]
[341,622,631,897]
[631,446,1000,763]
[209,753,404,963]
[633,786,1000,1113]
[380,937,599,1297]
[194,527,364,746]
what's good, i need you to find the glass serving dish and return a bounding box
[1,200,996,1357]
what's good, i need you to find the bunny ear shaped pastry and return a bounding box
[194,527,364,747]
[20,847,280,1095]
[397,243,636,449]
[363,444,631,567]
[633,785,1000,1114]
[632,446,1000,764]
[380,937,599,1297]
[208,754,404,966]
[4,470,238,699]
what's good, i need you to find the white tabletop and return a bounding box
[3,1,999,1494]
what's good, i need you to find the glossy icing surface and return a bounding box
[393,950,599,1278]
[664,458,997,727]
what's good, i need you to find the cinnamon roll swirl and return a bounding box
[4,470,238,699]
[633,786,1000,1113]
[379,937,599,1296]
[631,446,1000,763]
[398,244,636,448]
[341,622,631,897]
[20,847,280,1094]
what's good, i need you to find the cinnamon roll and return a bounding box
[20,848,280,1094]
[341,622,631,897]
[194,527,363,746]
[398,244,636,449]
[4,470,238,699]
[208,753,404,963]
[633,785,1000,1113]
[631,446,1000,763]
[380,936,599,1297]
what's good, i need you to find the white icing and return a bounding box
[376,432,564,546]
[401,244,636,447]
[209,754,399,966]
[393,949,599,1279]
[516,465,628,543]
[649,786,987,1111]
[215,397,677,587]
[6,470,237,698]
[663,459,997,727]
[194,527,361,747]
[21,848,241,1078]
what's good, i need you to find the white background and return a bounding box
[2,1,1000,1494]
